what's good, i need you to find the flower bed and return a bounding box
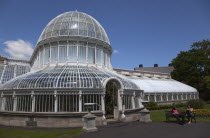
[193,109,210,117]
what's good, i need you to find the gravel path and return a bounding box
[79,121,210,138]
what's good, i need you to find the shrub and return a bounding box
[158,104,172,109]
[146,102,158,110]
[206,101,210,104]
[146,102,188,110]
[187,99,205,109]
[158,105,164,109]
[165,104,173,109]
[176,103,186,108]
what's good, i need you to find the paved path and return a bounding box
[79,122,210,138]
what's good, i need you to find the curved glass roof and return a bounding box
[0,66,139,90]
[38,11,110,44]
[0,64,30,85]
[130,77,197,93]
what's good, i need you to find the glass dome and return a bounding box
[38,11,110,45]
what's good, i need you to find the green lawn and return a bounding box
[151,104,210,122]
[0,128,85,138]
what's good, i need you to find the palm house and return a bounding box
[0,11,198,128]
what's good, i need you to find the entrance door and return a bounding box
[105,80,119,119]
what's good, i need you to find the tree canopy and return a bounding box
[171,39,210,100]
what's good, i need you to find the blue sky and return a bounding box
[0,0,210,69]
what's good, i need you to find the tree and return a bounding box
[171,39,210,100]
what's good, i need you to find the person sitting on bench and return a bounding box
[172,107,185,125]
[186,105,194,124]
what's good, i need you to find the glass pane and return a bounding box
[59,46,67,63]
[33,53,39,67]
[96,48,102,65]
[88,47,95,64]
[40,48,44,66]
[107,54,111,67]
[69,21,78,35]
[68,46,77,62]
[44,47,50,64]
[78,46,86,63]
[51,46,58,64]
[103,51,107,66]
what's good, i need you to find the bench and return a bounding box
[165,111,174,122]
[165,111,196,123]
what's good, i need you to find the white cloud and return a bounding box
[4,39,34,60]
[113,50,119,54]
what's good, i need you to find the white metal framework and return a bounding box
[0,90,144,113]
[0,64,30,85]
[143,92,199,102]
[1,66,138,90]
[0,65,143,113]
[129,77,199,103]
[31,41,112,69]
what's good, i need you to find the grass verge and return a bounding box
[150,104,210,122]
